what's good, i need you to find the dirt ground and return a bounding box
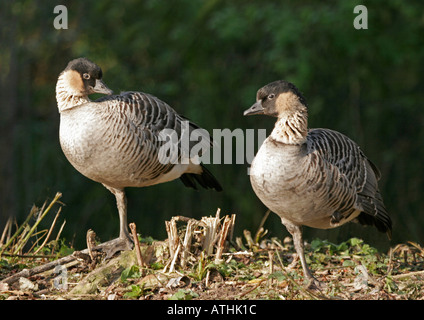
[1,235,423,300]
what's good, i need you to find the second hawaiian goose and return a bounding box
[244,80,391,288]
[56,58,222,253]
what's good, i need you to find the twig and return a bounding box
[392,270,424,279]
[236,279,265,298]
[0,252,58,259]
[221,251,253,256]
[129,222,144,268]
[0,238,126,286]
[0,254,76,286]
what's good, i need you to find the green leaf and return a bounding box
[168,289,199,300]
[342,260,355,267]
[151,262,165,270]
[124,285,143,298]
[349,238,363,247]
[269,271,287,282]
[121,265,142,282]
[310,239,325,252]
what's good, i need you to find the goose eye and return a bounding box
[268,94,275,100]
[83,73,91,80]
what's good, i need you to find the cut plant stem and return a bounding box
[169,243,181,273]
[164,210,235,273]
[181,219,197,268]
[165,218,179,264]
[243,230,255,248]
[255,209,270,241]
[86,229,97,261]
[202,208,221,256]
[129,222,145,268]
[215,215,232,264]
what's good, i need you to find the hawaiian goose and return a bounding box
[244,80,391,288]
[56,58,222,253]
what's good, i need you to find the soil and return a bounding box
[1,237,423,300]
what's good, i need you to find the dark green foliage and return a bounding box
[1,1,423,249]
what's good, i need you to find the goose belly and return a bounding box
[249,141,341,228]
[59,113,174,188]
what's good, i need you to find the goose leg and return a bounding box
[101,185,134,257]
[282,218,322,289]
[110,187,130,240]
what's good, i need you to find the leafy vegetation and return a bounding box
[1,212,423,300]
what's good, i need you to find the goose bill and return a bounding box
[243,101,264,116]
[92,79,113,95]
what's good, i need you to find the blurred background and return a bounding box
[1,0,423,251]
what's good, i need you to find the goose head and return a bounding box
[244,80,307,119]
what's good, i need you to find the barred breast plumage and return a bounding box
[244,80,391,288]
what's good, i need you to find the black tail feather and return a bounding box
[180,165,222,192]
[180,173,198,190]
[357,192,392,239]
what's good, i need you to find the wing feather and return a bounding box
[94,91,217,188]
[307,128,391,236]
